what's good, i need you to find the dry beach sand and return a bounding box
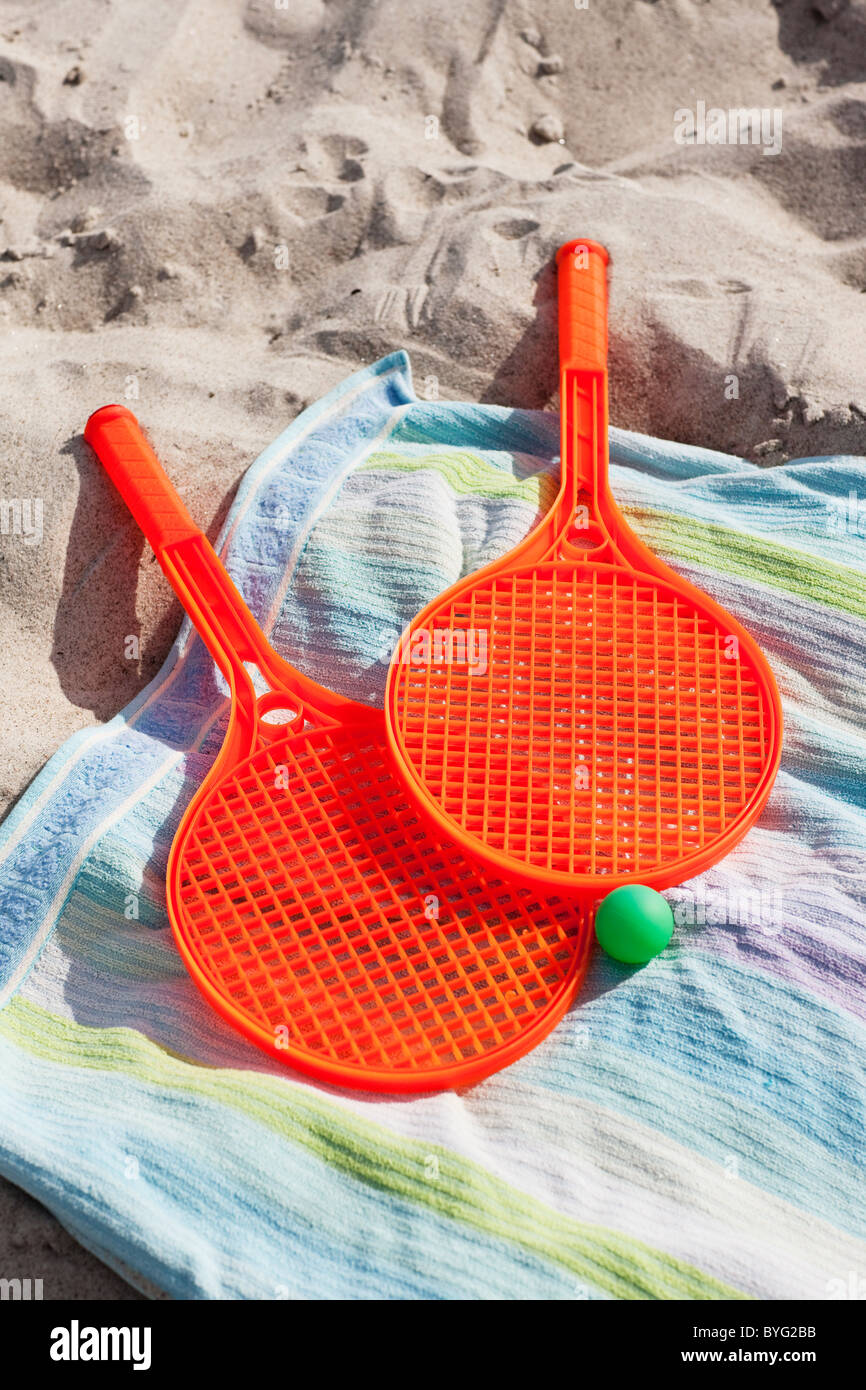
[1,0,864,1297]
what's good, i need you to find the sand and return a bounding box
[1,0,864,1298]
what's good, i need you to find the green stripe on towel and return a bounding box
[1,997,748,1303]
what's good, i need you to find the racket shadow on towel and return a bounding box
[386,240,783,896]
[84,406,592,1093]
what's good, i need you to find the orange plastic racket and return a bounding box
[385,239,783,893]
[84,405,592,1092]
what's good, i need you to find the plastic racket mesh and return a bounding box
[175,726,586,1080]
[393,565,774,877]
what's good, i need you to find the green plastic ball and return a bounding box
[595,885,674,964]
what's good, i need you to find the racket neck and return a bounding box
[558,364,611,547]
[160,533,265,676]
[159,531,357,724]
[554,240,614,558]
[160,534,277,737]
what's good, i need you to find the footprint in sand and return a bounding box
[243,0,328,44]
[368,167,446,246]
[490,218,541,240]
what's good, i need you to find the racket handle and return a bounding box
[556,240,609,371]
[84,404,201,552]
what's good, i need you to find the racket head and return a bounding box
[168,719,592,1091]
[385,558,783,892]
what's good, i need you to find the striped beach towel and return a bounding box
[0,351,863,1299]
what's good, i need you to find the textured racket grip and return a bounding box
[556,239,609,371]
[84,404,201,553]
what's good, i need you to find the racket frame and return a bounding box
[384,241,784,893]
